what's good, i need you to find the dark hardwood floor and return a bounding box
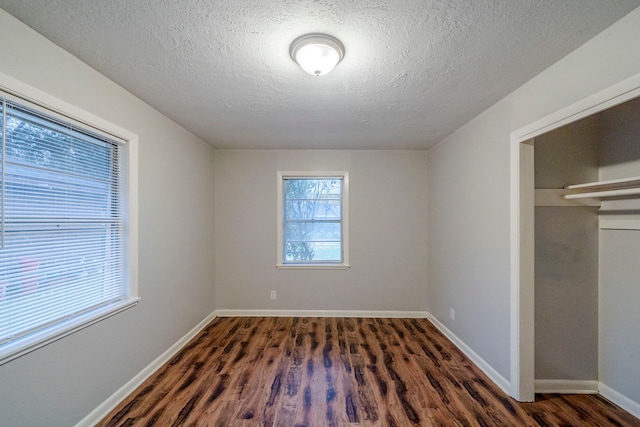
[98,317,640,426]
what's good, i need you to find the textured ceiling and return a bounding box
[1,1,639,149]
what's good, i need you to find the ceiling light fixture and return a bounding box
[290,33,345,76]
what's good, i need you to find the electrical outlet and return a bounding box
[270,290,277,300]
[450,308,455,321]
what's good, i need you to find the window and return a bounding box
[0,86,138,364]
[277,171,349,268]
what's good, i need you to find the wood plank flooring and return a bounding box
[98,317,640,426]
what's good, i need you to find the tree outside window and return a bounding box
[277,172,349,268]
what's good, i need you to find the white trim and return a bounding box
[75,311,217,427]
[599,382,640,420]
[510,137,536,401]
[511,74,640,143]
[125,134,139,300]
[0,299,139,366]
[534,380,598,394]
[509,130,521,400]
[510,72,640,402]
[275,264,350,270]
[216,309,428,318]
[426,313,511,394]
[0,71,136,143]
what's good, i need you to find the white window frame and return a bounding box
[0,72,139,365]
[276,171,350,269]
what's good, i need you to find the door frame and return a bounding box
[509,73,640,401]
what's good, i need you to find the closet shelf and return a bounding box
[563,176,640,200]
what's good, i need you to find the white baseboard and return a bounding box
[75,311,217,427]
[535,379,598,394]
[600,382,640,420]
[215,309,429,318]
[426,313,511,394]
[534,381,640,420]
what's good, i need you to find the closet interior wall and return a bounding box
[534,115,600,384]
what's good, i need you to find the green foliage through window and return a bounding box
[283,177,342,263]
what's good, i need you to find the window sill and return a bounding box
[0,297,140,366]
[276,264,350,270]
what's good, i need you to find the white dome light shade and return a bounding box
[290,34,345,76]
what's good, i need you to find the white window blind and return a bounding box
[0,97,126,355]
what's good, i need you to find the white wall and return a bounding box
[428,4,640,393]
[598,98,640,404]
[427,103,512,379]
[214,150,428,313]
[599,231,640,403]
[0,10,216,426]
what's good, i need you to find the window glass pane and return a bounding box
[284,221,341,242]
[282,176,344,264]
[285,199,341,220]
[285,241,342,263]
[285,178,341,199]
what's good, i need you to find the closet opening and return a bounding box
[510,74,640,410]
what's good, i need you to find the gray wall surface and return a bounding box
[214,149,429,313]
[534,118,600,382]
[427,104,512,379]
[534,205,600,381]
[599,231,640,403]
[598,98,640,403]
[428,6,640,389]
[0,10,216,427]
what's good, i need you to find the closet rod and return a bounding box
[564,187,640,200]
[565,176,640,191]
